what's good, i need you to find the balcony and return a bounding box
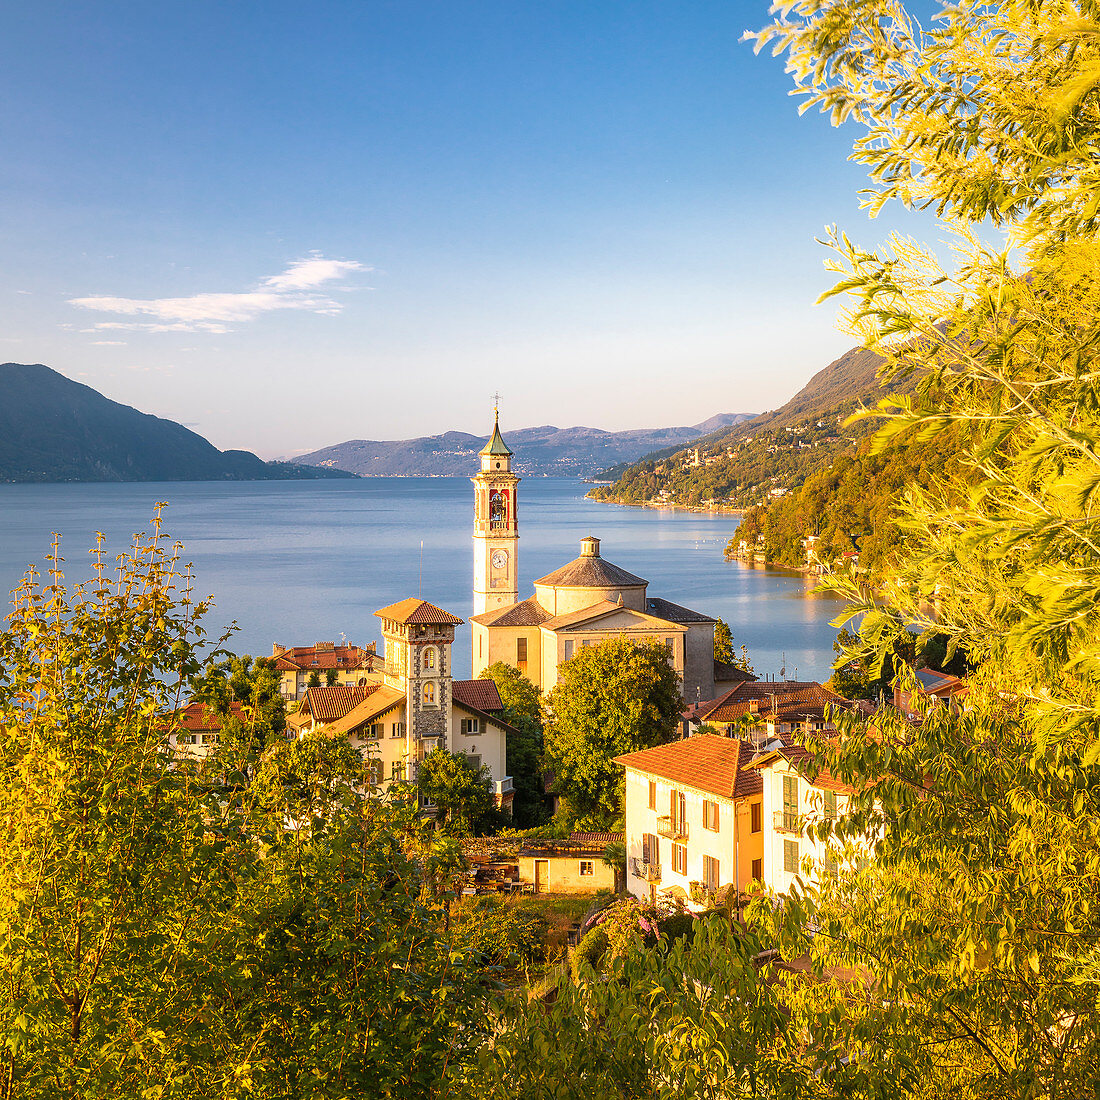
[495,776,514,796]
[773,810,801,834]
[632,857,661,883]
[656,815,688,841]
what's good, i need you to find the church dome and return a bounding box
[533,537,648,615]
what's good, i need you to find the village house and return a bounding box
[617,731,874,907]
[684,680,853,740]
[616,736,765,908]
[165,701,245,760]
[287,598,515,811]
[271,640,383,701]
[517,832,621,894]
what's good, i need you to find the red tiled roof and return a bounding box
[614,735,762,800]
[698,681,848,725]
[569,831,623,845]
[469,595,551,628]
[299,684,379,723]
[273,642,378,672]
[174,701,245,731]
[747,743,857,795]
[452,679,504,712]
[374,598,464,625]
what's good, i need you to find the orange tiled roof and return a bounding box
[746,743,857,795]
[469,595,551,628]
[698,681,849,725]
[273,642,378,673]
[299,684,379,723]
[644,597,715,624]
[614,735,762,800]
[173,701,245,731]
[713,658,758,684]
[535,552,646,590]
[374,598,464,625]
[322,686,406,737]
[452,679,504,712]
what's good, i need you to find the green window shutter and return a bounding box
[783,839,799,874]
[824,790,837,820]
[783,775,798,815]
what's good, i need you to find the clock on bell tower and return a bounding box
[472,407,519,616]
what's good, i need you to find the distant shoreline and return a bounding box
[586,494,744,517]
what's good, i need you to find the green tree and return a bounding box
[0,516,496,1097]
[417,748,495,835]
[307,669,322,689]
[544,635,682,829]
[478,661,547,827]
[191,651,287,760]
[325,667,338,686]
[713,617,734,664]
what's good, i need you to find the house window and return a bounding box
[783,839,799,875]
[391,761,405,782]
[751,857,763,883]
[460,718,480,735]
[579,861,594,876]
[424,647,436,671]
[517,637,528,665]
[703,855,719,892]
[703,800,720,831]
[750,802,762,833]
[642,832,658,864]
[479,636,483,659]
[672,843,687,876]
[823,790,838,821]
[564,640,574,660]
[824,851,838,878]
[782,775,799,830]
[466,753,482,773]
[391,722,406,738]
[647,780,656,810]
[369,758,384,785]
[369,723,383,739]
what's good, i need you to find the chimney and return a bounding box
[580,536,601,557]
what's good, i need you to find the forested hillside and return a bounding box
[590,344,897,509]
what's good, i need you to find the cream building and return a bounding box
[616,735,765,909]
[468,416,732,701]
[747,743,871,892]
[291,598,514,810]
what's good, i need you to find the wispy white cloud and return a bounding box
[91,339,127,346]
[69,254,369,334]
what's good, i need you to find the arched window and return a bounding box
[424,681,436,705]
[489,489,508,530]
[423,647,436,671]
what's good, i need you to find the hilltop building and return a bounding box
[469,414,747,702]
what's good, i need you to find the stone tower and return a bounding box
[472,409,520,616]
[375,598,463,750]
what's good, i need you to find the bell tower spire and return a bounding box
[472,400,519,616]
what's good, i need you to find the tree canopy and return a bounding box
[544,635,683,829]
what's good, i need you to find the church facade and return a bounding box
[469,417,745,703]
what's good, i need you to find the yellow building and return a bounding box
[468,415,744,702]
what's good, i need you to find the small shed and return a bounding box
[518,832,622,894]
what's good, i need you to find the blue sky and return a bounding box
[1,2,934,458]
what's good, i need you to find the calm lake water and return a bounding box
[0,478,847,684]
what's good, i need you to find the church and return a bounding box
[468,413,749,702]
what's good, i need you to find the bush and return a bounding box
[570,926,609,981]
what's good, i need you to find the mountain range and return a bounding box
[0,363,353,483]
[293,414,753,478]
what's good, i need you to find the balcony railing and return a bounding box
[632,857,661,883]
[495,776,514,796]
[773,810,801,834]
[656,815,688,841]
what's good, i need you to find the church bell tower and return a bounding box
[472,408,519,616]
